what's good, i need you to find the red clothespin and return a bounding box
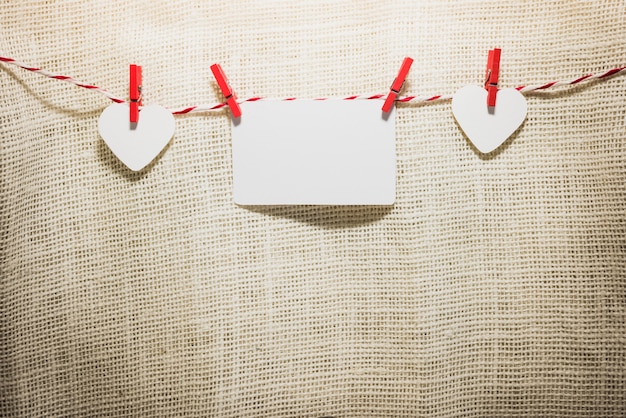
[129,64,142,123]
[485,48,501,107]
[210,63,241,118]
[382,57,413,113]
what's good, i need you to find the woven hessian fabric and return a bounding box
[1,1,625,416]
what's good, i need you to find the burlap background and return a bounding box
[1,1,625,416]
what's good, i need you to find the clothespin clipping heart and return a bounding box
[98,65,175,171]
[452,49,527,153]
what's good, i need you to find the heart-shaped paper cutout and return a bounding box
[98,103,175,171]
[452,85,527,153]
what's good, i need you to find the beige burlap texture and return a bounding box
[1,1,625,416]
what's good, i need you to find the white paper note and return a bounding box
[231,100,396,205]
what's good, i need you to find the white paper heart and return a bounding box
[98,103,175,171]
[451,85,527,153]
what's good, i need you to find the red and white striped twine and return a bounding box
[1,56,624,115]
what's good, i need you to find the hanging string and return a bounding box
[0,56,125,103]
[1,56,625,115]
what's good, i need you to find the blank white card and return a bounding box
[231,100,396,205]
